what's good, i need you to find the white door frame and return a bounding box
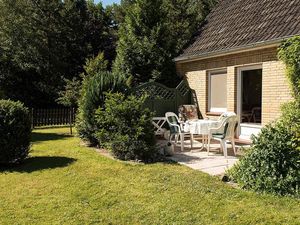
[237,64,263,139]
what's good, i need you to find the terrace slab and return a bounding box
[158,139,247,176]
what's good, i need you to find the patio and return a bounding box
[158,139,249,176]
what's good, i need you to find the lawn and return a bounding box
[0,128,299,224]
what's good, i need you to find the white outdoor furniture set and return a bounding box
[165,112,238,158]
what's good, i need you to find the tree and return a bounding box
[56,77,82,134]
[76,53,126,144]
[113,0,217,86]
[106,0,136,26]
[113,0,168,85]
[0,0,65,106]
[57,77,82,108]
[0,0,113,107]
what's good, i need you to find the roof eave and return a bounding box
[174,36,296,63]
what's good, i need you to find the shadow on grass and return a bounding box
[0,156,76,173]
[31,132,73,143]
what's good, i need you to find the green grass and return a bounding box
[0,127,299,224]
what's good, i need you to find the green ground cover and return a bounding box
[0,127,299,224]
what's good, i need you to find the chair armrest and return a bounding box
[208,123,225,136]
[208,127,221,135]
[178,121,185,130]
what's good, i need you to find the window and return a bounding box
[209,70,227,112]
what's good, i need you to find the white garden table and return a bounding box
[184,119,219,150]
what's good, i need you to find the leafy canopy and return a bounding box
[278,36,300,101]
[113,0,216,86]
[0,0,113,106]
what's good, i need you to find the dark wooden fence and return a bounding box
[31,107,76,128]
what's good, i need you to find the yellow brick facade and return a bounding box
[176,47,292,125]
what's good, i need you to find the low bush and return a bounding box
[95,92,158,162]
[0,100,31,164]
[228,122,300,196]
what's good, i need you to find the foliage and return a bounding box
[229,37,300,197]
[106,0,136,26]
[278,36,300,142]
[94,92,158,162]
[56,77,82,107]
[76,71,126,145]
[229,122,300,197]
[0,0,113,107]
[83,52,109,77]
[113,0,216,86]
[0,100,31,164]
[281,101,300,142]
[278,36,300,101]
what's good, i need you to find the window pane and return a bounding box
[210,73,227,110]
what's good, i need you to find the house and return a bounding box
[175,0,300,140]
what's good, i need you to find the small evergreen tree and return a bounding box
[76,53,127,145]
[113,0,216,86]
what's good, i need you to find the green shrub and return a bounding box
[229,122,300,196]
[281,101,300,143]
[278,36,300,100]
[0,100,31,164]
[94,92,158,162]
[76,71,126,145]
[229,37,300,197]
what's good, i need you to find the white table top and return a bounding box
[184,119,219,135]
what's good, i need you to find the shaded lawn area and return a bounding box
[0,128,299,224]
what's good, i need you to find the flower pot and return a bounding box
[164,142,174,156]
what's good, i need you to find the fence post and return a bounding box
[31,108,34,129]
[69,107,73,135]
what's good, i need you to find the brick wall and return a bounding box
[176,47,292,125]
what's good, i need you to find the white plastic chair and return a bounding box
[165,112,191,151]
[207,113,238,158]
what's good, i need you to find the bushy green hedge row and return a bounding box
[95,93,158,162]
[0,100,31,164]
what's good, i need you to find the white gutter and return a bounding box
[174,35,298,63]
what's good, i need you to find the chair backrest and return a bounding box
[216,112,237,130]
[218,112,236,121]
[221,114,238,140]
[165,112,180,134]
[178,105,199,121]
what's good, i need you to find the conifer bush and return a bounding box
[75,53,127,145]
[76,71,126,145]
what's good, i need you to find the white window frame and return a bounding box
[237,64,263,139]
[208,69,228,113]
